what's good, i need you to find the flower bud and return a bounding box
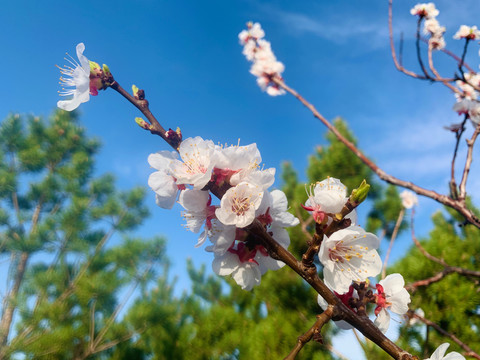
[89,61,101,75]
[132,84,139,98]
[102,64,111,76]
[350,179,370,204]
[135,117,150,130]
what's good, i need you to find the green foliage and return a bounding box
[307,118,378,198]
[0,111,165,359]
[390,210,480,356]
[366,184,407,237]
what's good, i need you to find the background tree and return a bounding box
[390,207,480,358]
[0,111,167,359]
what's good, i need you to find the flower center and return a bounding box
[328,241,362,263]
[231,195,251,216]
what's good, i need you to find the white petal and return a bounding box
[148,151,178,170]
[195,228,208,248]
[380,273,405,295]
[178,189,209,212]
[75,42,90,72]
[389,288,411,315]
[232,263,261,290]
[374,309,390,333]
[429,343,450,360]
[209,224,236,255]
[212,252,238,276]
[155,193,177,210]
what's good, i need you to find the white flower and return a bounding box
[303,177,356,224]
[169,136,217,189]
[468,102,480,125]
[456,79,478,101]
[215,182,263,228]
[207,223,236,256]
[453,25,480,40]
[424,343,465,360]
[211,227,286,290]
[429,34,446,50]
[424,18,445,36]
[373,273,411,333]
[57,43,92,111]
[238,22,265,45]
[214,142,261,185]
[310,177,348,213]
[410,3,439,18]
[256,190,299,228]
[453,98,474,115]
[148,151,181,209]
[319,226,382,294]
[178,189,216,247]
[212,248,262,291]
[239,22,286,96]
[400,190,418,209]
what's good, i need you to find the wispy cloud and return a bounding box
[271,8,390,48]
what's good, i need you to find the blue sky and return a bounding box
[2,0,480,357]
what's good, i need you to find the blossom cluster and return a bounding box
[410,4,480,126]
[239,22,286,96]
[307,178,411,333]
[148,137,299,290]
[411,3,445,50]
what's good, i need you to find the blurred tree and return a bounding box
[390,207,480,358]
[0,111,166,359]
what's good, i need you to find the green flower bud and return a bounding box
[350,179,370,204]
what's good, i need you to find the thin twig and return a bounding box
[409,310,480,359]
[415,18,432,79]
[427,44,460,94]
[273,76,480,228]
[458,39,471,81]
[389,0,426,79]
[406,209,480,292]
[283,306,334,360]
[458,123,480,200]
[449,116,468,199]
[110,81,180,151]
[421,37,475,73]
[381,208,405,279]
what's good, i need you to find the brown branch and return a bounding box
[427,44,460,93]
[273,76,480,228]
[410,209,447,266]
[407,209,480,292]
[458,39,471,81]
[389,0,426,79]
[246,220,416,360]
[415,18,432,80]
[458,123,480,200]
[110,81,180,151]
[409,310,480,359]
[284,306,334,360]
[421,37,475,73]
[382,208,405,279]
[449,116,468,199]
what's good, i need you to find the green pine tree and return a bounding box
[391,208,480,357]
[0,111,167,359]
